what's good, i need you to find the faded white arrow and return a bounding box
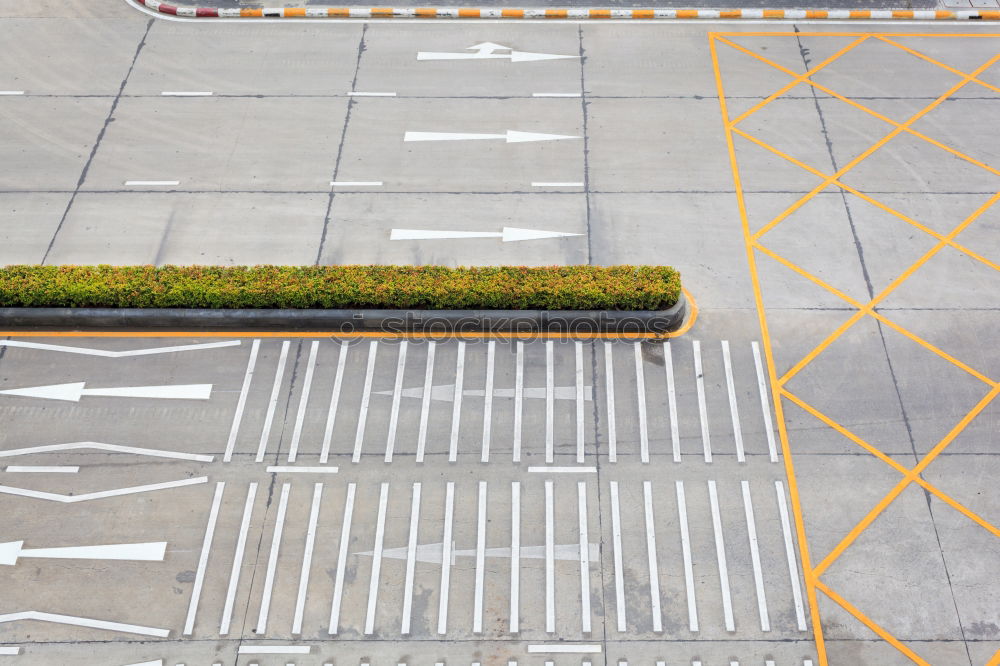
[0,541,167,566]
[376,384,593,401]
[358,541,598,565]
[0,382,212,402]
[390,227,581,242]
[404,130,579,143]
[417,42,579,63]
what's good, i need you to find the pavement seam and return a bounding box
[579,25,594,267]
[39,19,153,265]
[315,22,368,265]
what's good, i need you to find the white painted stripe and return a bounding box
[0,647,19,655]
[448,342,465,462]
[4,466,78,473]
[577,481,591,633]
[643,481,663,632]
[401,482,421,635]
[256,341,290,462]
[545,479,555,633]
[437,481,455,635]
[693,341,712,463]
[0,91,25,95]
[124,180,179,186]
[721,341,746,462]
[220,482,256,635]
[0,339,239,358]
[545,341,554,463]
[708,480,735,632]
[328,483,356,634]
[0,476,207,503]
[416,341,435,463]
[481,341,495,462]
[319,341,348,464]
[531,182,584,187]
[604,342,618,462]
[513,341,524,463]
[776,480,808,631]
[528,466,597,473]
[634,343,650,463]
[609,481,626,632]
[664,341,681,463]
[257,483,290,634]
[575,341,585,463]
[161,91,212,96]
[510,481,520,633]
[753,342,779,462]
[237,646,310,654]
[224,339,260,462]
[473,481,488,633]
[183,482,225,635]
[288,340,319,463]
[676,480,698,632]
[385,341,408,462]
[0,442,212,462]
[742,480,770,632]
[266,466,339,474]
[527,645,601,654]
[331,181,383,186]
[353,341,378,463]
[348,91,396,97]
[364,482,390,635]
[0,611,167,637]
[292,483,323,635]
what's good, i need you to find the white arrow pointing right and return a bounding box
[404,130,580,143]
[390,227,582,242]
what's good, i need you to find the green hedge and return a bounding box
[0,265,681,311]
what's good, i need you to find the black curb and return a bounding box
[0,294,686,334]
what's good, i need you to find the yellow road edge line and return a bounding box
[710,33,828,665]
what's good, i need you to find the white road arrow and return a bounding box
[390,227,581,242]
[0,541,167,566]
[376,384,593,401]
[417,42,579,63]
[0,382,212,402]
[359,541,598,565]
[404,130,579,143]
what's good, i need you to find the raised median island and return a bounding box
[0,265,687,333]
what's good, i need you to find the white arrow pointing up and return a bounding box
[390,227,581,242]
[404,130,580,143]
[0,382,213,402]
[0,541,167,566]
[417,42,579,63]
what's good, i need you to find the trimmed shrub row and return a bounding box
[0,265,682,311]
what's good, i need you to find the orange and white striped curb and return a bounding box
[134,1,1000,19]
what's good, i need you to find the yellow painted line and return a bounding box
[709,33,828,666]
[815,581,931,665]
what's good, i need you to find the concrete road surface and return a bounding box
[0,3,999,665]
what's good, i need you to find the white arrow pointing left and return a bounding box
[0,382,212,402]
[404,130,580,143]
[390,227,582,242]
[0,541,167,566]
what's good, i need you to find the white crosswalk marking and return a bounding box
[449,342,466,462]
[353,341,379,463]
[634,343,650,463]
[416,341,435,463]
